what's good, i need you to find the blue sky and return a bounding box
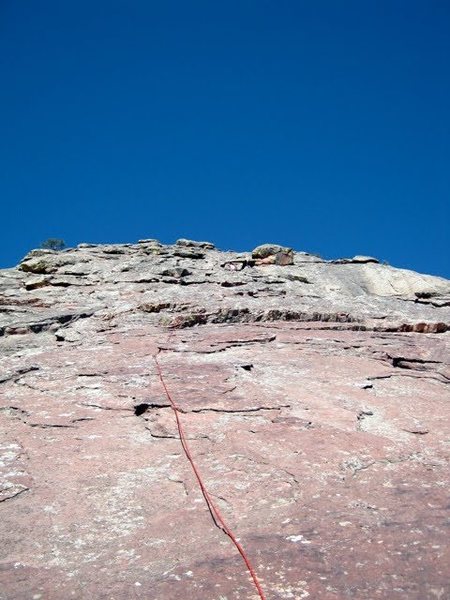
[1,1,449,277]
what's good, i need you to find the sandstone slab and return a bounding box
[1,241,449,599]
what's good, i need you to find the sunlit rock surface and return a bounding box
[1,241,449,599]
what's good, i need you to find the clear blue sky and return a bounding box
[1,1,449,277]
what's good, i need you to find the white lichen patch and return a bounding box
[272,580,310,599]
[0,441,29,501]
[43,465,176,568]
[286,534,312,544]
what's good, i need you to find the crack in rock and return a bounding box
[356,409,374,431]
[390,356,442,369]
[134,402,171,415]
[0,366,40,384]
[78,402,136,412]
[157,335,276,354]
[368,372,449,385]
[186,404,290,414]
[0,310,95,337]
[0,486,29,503]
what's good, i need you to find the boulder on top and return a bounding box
[176,239,215,250]
[23,276,52,291]
[19,258,59,274]
[251,244,294,266]
[174,248,205,259]
[19,251,95,275]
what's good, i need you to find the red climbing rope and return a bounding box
[153,351,267,600]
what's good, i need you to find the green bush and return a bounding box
[41,238,66,251]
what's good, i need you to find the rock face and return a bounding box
[1,240,449,600]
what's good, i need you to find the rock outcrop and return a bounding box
[1,240,449,599]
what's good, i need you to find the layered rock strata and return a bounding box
[0,240,449,599]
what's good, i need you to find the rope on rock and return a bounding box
[152,350,267,600]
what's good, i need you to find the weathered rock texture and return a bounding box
[1,240,449,600]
